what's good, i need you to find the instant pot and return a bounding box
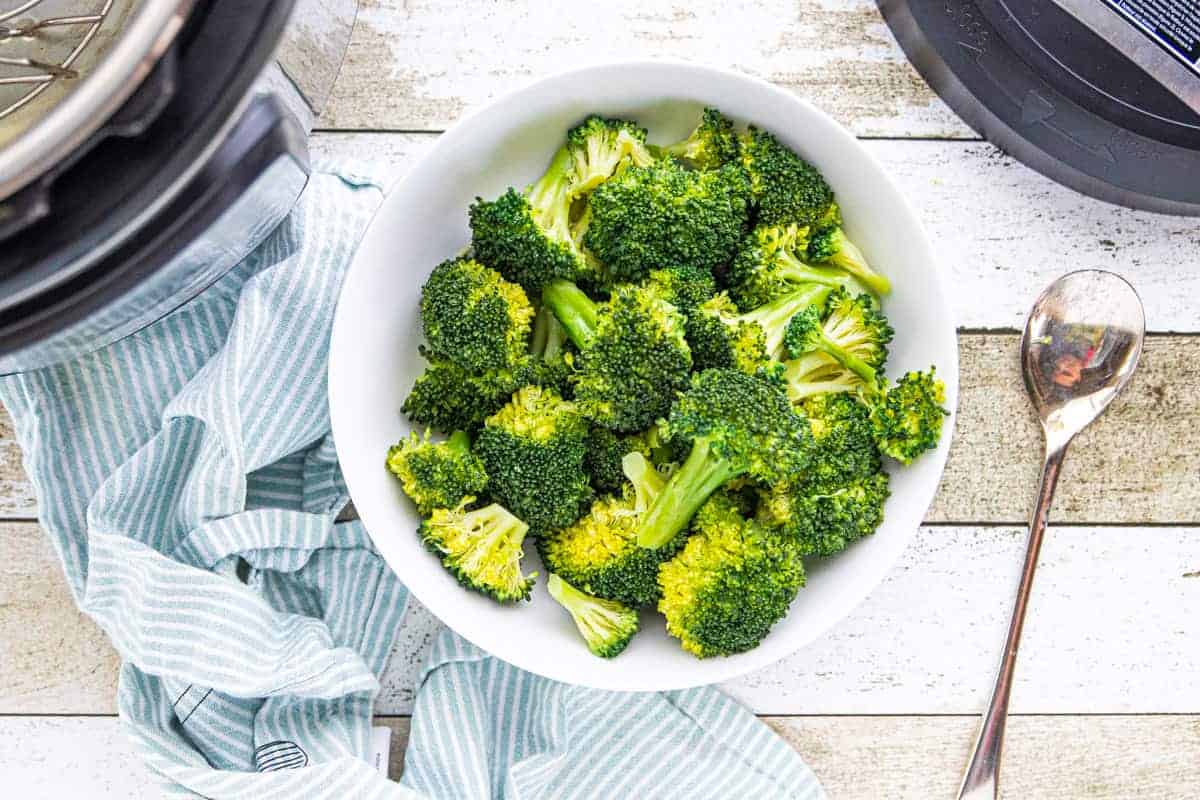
[0,0,355,373]
[880,0,1200,215]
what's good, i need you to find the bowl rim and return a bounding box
[329,58,959,691]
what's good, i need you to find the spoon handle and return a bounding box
[957,444,1067,800]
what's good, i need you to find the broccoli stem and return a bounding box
[622,451,665,512]
[531,305,568,360]
[637,438,738,549]
[446,429,473,453]
[743,284,832,358]
[542,279,599,349]
[777,250,858,290]
[814,339,877,384]
[825,229,890,296]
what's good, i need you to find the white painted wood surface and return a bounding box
[6,714,1197,799]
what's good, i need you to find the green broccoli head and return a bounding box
[583,159,750,283]
[402,353,528,433]
[386,429,489,516]
[870,369,948,464]
[783,289,893,384]
[547,573,639,658]
[794,392,882,487]
[661,107,741,169]
[644,264,718,318]
[806,221,891,296]
[469,146,594,293]
[687,293,772,375]
[757,472,890,558]
[637,368,815,549]
[740,127,835,228]
[542,280,693,432]
[420,258,534,372]
[658,492,805,657]
[540,452,680,608]
[729,224,865,310]
[565,115,655,197]
[737,283,834,361]
[583,426,656,494]
[475,385,591,534]
[420,500,536,602]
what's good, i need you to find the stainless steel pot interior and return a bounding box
[0,0,194,201]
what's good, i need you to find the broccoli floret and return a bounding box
[644,264,718,317]
[658,492,805,657]
[795,392,882,486]
[474,385,591,534]
[783,289,893,384]
[806,220,891,296]
[713,282,835,362]
[583,426,656,494]
[540,452,680,607]
[470,145,594,293]
[420,258,534,372]
[386,429,489,516]
[420,499,536,602]
[637,369,815,549]
[547,573,639,658]
[542,279,692,432]
[565,115,654,197]
[870,369,948,464]
[402,354,527,433]
[729,223,866,310]
[740,127,836,228]
[584,160,750,283]
[758,472,890,558]
[660,107,740,169]
[686,293,772,375]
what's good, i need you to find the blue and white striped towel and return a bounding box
[1,164,826,799]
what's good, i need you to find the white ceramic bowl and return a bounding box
[329,61,958,691]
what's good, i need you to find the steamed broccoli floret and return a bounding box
[782,289,893,384]
[644,264,718,317]
[474,385,591,534]
[584,159,750,283]
[660,107,740,169]
[565,115,654,197]
[658,492,805,657]
[402,354,527,433]
[686,293,772,375]
[637,369,815,549]
[420,257,534,372]
[806,219,891,296]
[729,224,866,310]
[386,429,489,516]
[758,472,890,557]
[720,283,835,362]
[470,145,594,293]
[794,392,882,487]
[870,369,948,464]
[540,452,680,608]
[740,127,836,228]
[542,279,692,432]
[583,426,655,494]
[547,573,639,658]
[420,499,536,602]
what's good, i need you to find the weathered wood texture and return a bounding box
[306,133,1200,332]
[5,714,1197,799]
[9,521,1198,716]
[325,0,966,137]
[5,333,1196,523]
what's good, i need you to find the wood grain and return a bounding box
[9,521,1198,716]
[5,333,1196,523]
[5,714,1196,799]
[324,0,967,137]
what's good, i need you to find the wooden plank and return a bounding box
[3,714,1195,799]
[5,331,1197,523]
[8,521,1199,716]
[305,133,1200,332]
[324,0,968,137]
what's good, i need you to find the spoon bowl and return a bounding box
[1021,270,1145,451]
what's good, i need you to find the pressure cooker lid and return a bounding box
[0,0,193,201]
[880,0,1200,215]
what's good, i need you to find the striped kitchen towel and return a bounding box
[0,164,825,799]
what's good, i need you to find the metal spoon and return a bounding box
[957,270,1145,800]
